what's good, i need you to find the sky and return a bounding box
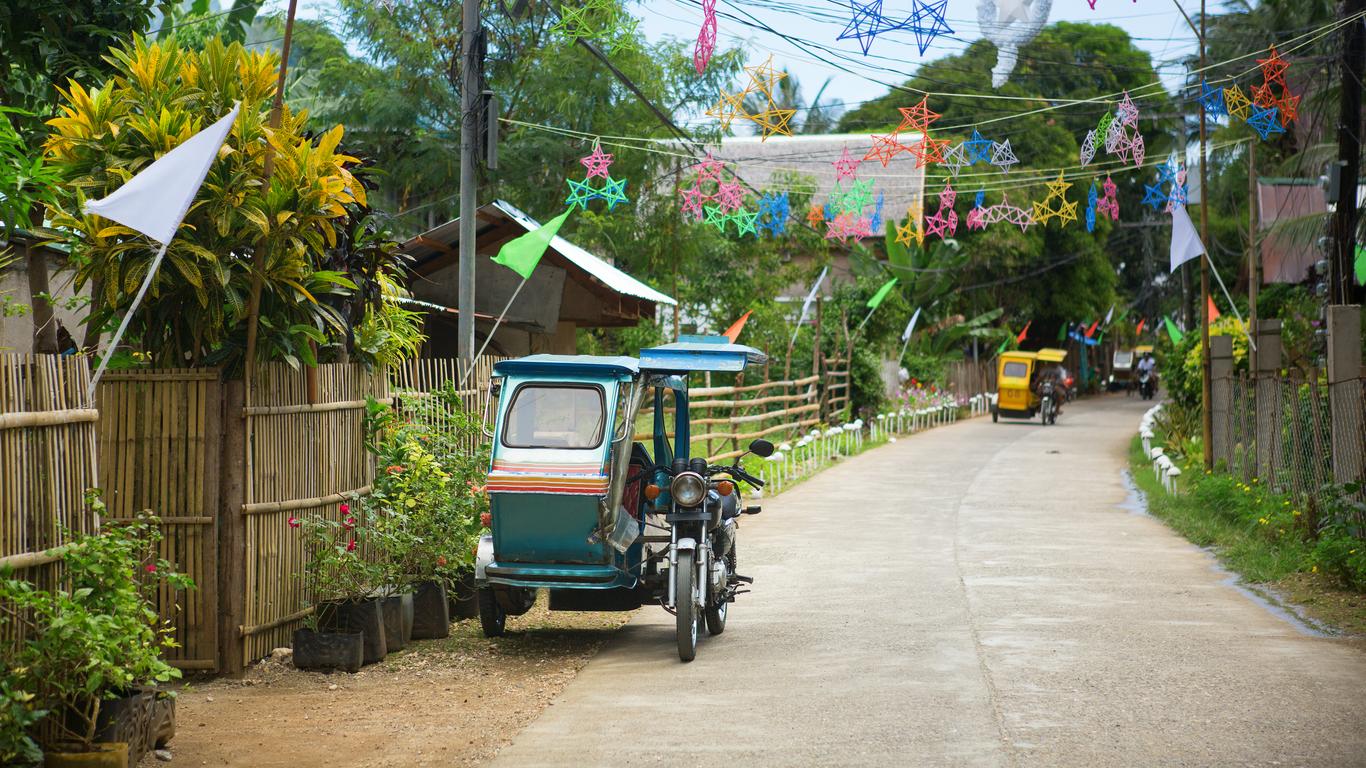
[260,0,1206,121]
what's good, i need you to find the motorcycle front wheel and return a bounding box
[675,551,699,662]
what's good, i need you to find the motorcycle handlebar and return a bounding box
[718,465,765,489]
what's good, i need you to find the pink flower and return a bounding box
[346,539,357,552]
[288,516,300,528]
[339,503,350,514]
[343,516,356,530]
[144,563,157,573]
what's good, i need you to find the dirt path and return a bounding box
[147,601,626,768]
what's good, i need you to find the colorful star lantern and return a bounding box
[826,211,874,243]
[1199,80,1227,121]
[1080,130,1098,167]
[894,201,925,247]
[1144,156,1188,212]
[707,55,798,141]
[833,146,862,181]
[1224,85,1252,120]
[963,130,994,165]
[806,204,825,228]
[862,95,945,169]
[870,192,886,232]
[678,153,742,222]
[1085,181,1099,233]
[757,191,791,237]
[989,139,1018,173]
[940,143,968,177]
[838,0,952,56]
[1032,172,1078,228]
[1094,92,1145,168]
[1247,104,1286,140]
[981,193,1035,232]
[1096,174,1120,221]
[966,189,988,231]
[565,143,630,211]
[705,205,760,238]
[924,182,958,239]
[552,0,638,54]
[1249,46,1299,129]
[694,0,718,74]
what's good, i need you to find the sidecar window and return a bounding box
[503,384,606,449]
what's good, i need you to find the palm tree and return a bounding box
[740,68,845,135]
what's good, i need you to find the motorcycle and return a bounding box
[1138,369,1156,400]
[1039,378,1058,425]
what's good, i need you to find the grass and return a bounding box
[1128,434,1366,636]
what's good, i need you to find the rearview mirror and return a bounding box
[748,439,775,458]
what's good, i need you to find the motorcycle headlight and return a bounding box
[670,472,707,507]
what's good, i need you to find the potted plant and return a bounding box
[0,513,192,768]
[293,507,387,667]
[363,391,487,639]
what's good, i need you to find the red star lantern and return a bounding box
[896,96,941,133]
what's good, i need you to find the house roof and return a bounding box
[705,133,928,230]
[401,200,675,306]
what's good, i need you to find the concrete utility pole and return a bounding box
[1248,139,1258,375]
[458,0,482,362]
[1332,0,1364,305]
[1198,0,1214,471]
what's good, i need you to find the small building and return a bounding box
[0,230,86,353]
[400,200,675,356]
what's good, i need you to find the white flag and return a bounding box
[900,307,921,342]
[1169,204,1205,273]
[789,265,829,346]
[1103,304,1114,326]
[84,103,240,244]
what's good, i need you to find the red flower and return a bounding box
[436,555,448,567]
[144,563,157,573]
[480,512,492,528]
[288,516,300,528]
[343,516,356,530]
[346,539,357,552]
[339,503,350,514]
[387,465,405,475]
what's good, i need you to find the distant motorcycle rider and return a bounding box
[1136,353,1157,398]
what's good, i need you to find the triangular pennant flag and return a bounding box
[1207,295,1221,322]
[1085,319,1099,338]
[996,338,1010,355]
[1136,317,1146,335]
[789,266,829,347]
[866,277,898,310]
[1103,304,1114,326]
[722,310,752,342]
[1164,316,1185,344]
[1015,320,1031,343]
[1356,244,1366,285]
[84,103,241,244]
[1169,204,1206,273]
[901,307,922,342]
[492,208,572,279]
[1056,324,1068,341]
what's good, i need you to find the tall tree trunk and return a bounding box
[24,205,57,354]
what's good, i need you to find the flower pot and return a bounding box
[42,742,129,768]
[92,689,154,766]
[292,628,363,672]
[380,595,407,652]
[318,598,387,664]
[448,570,479,620]
[410,580,450,639]
[400,592,414,644]
[151,691,176,749]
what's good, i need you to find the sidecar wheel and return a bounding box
[477,586,506,637]
[675,552,698,662]
[705,548,733,636]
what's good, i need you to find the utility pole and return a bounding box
[1198,0,1214,471]
[458,0,482,362]
[1333,0,1364,305]
[1248,140,1259,374]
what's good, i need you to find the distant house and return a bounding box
[399,200,675,357]
[0,230,86,353]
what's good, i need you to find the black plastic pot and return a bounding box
[292,628,363,672]
[317,598,387,664]
[448,570,478,620]
[400,592,414,643]
[380,595,407,652]
[410,580,450,639]
[92,689,154,766]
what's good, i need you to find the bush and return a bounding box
[0,508,192,754]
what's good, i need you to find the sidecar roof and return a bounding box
[639,336,767,374]
[493,354,639,378]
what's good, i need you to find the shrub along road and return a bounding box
[490,396,1366,767]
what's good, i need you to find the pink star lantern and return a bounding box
[832,146,861,181]
[680,186,706,220]
[716,180,745,212]
[580,144,615,179]
[693,153,725,185]
[1116,91,1139,128]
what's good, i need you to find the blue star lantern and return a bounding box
[757,191,791,237]
[838,0,900,56]
[963,129,993,165]
[1141,183,1168,211]
[1199,79,1226,121]
[1247,104,1286,140]
[906,0,952,57]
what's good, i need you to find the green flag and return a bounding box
[1056,323,1068,341]
[1163,316,1184,344]
[996,338,1009,355]
[865,277,898,309]
[1355,244,1365,285]
[492,208,572,279]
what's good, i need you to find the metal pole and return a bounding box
[1199,0,1214,471]
[1248,139,1259,374]
[458,0,482,362]
[1333,0,1364,305]
[87,241,170,399]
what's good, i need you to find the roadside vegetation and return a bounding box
[1128,436,1366,635]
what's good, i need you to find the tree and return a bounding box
[44,36,390,371]
[0,0,157,352]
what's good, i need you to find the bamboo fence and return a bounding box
[0,354,101,646]
[633,374,822,462]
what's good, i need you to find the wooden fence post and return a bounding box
[1254,320,1282,482]
[218,379,247,675]
[1326,305,1363,485]
[1210,335,1233,469]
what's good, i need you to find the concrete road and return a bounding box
[489,396,1366,767]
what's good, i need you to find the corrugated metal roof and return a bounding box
[493,200,675,305]
[494,354,640,376]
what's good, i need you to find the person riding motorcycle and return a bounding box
[1136,353,1158,397]
[1034,366,1064,416]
